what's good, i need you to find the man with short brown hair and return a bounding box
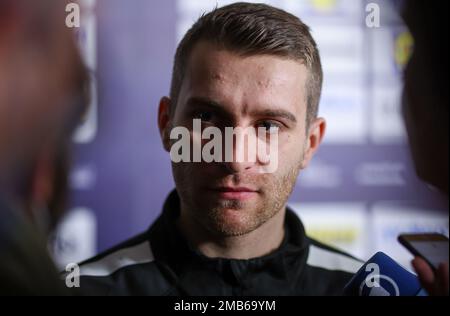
[79,2,362,296]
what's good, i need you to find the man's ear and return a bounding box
[158,96,172,152]
[300,118,326,170]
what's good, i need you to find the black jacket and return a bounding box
[78,190,363,296]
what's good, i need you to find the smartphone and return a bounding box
[398,233,449,271]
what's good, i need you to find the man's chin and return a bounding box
[207,208,261,237]
[199,196,245,212]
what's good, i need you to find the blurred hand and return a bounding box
[412,257,449,296]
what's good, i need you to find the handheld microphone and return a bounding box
[344,252,426,296]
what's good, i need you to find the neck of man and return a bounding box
[177,204,286,260]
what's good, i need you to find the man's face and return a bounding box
[161,41,324,237]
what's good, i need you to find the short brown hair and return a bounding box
[170,2,323,125]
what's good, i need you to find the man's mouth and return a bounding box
[208,186,259,200]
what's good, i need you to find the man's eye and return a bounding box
[194,111,213,122]
[257,121,280,134]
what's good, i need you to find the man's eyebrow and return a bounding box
[186,96,297,123]
[187,97,229,115]
[186,97,224,111]
[253,109,297,124]
[185,96,234,119]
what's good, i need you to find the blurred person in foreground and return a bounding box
[0,0,89,295]
[403,1,449,296]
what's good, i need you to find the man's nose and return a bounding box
[220,132,258,173]
[222,160,255,174]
